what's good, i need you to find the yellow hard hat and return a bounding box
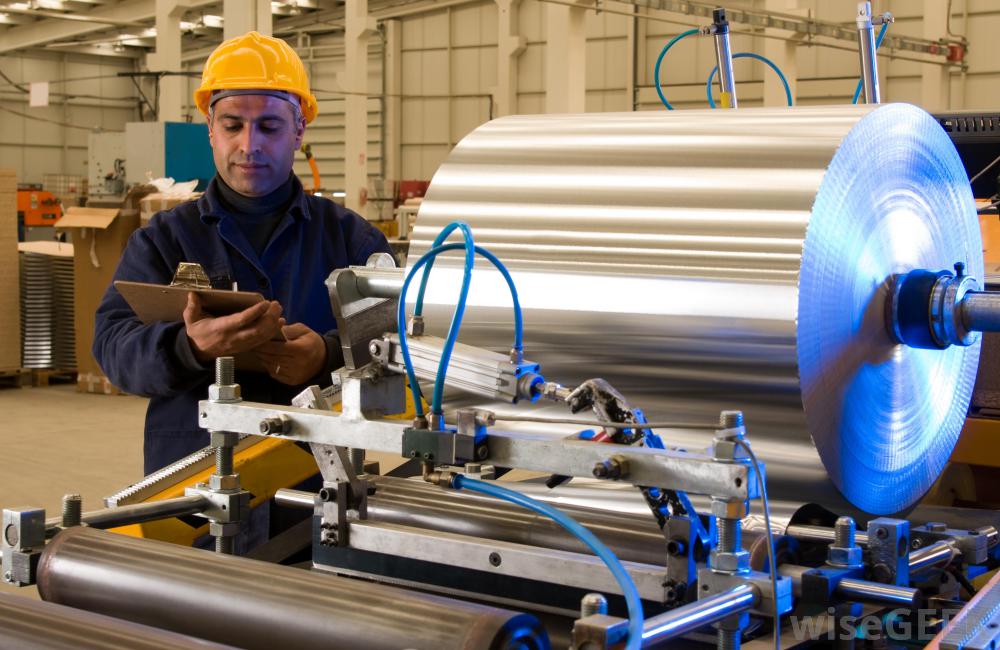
[194,31,318,123]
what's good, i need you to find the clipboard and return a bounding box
[114,280,282,373]
[114,281,266,323]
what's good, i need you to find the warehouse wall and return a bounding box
[0,51,137,184]
[1,0,998,198]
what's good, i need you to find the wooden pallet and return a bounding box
[0,368,29,388]
[29,368,77,387]
[76,372,127,396]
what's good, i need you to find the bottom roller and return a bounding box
[0,590,237,650]
[37,527,550,650]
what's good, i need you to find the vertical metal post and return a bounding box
[856,2,880,104]
[711,8,738,108]
[210,357,239,556]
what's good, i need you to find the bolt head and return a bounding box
[712,438,749,462]
[592,462,609,479]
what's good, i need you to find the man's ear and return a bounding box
[206,113,215,144]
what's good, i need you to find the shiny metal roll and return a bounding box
[0,590,236,649]
[410,104,981,515]
[37,527,549,650]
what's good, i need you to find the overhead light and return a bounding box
[332,191,346,198]
[201,14,223,28]
[8,2,31,10]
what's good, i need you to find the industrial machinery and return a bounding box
[16,184,62,241]
[5,5,1000,646]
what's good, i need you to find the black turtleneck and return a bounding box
[216,173,296,256]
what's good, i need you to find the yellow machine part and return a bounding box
[952,417,1000,469]
[110,385,424,545]
[111,438,317,545]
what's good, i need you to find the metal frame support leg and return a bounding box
[856,1,880,104]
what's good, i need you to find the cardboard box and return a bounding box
[139,192,201,226]
[56,205,140,378]
[0,169,20,371]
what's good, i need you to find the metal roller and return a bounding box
[410,104,982,516]
[37,527,550,650]
[0,590,236,650]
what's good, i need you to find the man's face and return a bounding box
[208,94,305,197]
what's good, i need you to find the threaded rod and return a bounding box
[215,445,233,476]
[215,535,234,555]
[61,494,82,528]
[215,356,235,386]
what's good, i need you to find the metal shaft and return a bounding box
[856,2,880,104]
[961,291,1000,333]
[909,540,958,574]
[37,527,548,650]
[642,584,758,646]
[276,476,668,566]
[837,578,920,607]
[711,8,738,108]
[786,524,870,546]
[46,494,210,532]
[355,269,405,299]
[0,589,239,650]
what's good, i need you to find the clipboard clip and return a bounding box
[170,262,213,290]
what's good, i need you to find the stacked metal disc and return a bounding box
[19,241,76,370]
[409,104,981,516]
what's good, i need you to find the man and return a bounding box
[94,31,391,474]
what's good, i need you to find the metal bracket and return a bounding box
[183,485,250,524]
[867,517,910,585]
[2,507,45,587]
[912,523,988,565]
[326,254,400,370]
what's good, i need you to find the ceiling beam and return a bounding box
[0,6,148,27]
[0,0,217,55]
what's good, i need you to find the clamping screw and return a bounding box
[61,494,82,528]
[216,356,235,386]
[834,516,856,548]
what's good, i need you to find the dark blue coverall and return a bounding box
[93,176,391,474]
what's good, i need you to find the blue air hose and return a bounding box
[398,242,524,416]
[654,28,701,110]
[706,52,793,107]
[452,475,644,650]
[852,21,889,104]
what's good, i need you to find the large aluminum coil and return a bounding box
[409,104,982,516]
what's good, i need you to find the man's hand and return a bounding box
[183,292,284,364]
[253,322,327,385]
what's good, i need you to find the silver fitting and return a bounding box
[580,593,608,618]
[828,515,863,568]
[209,357,241,403]
[592,455,629,480]
[407,315,425,337]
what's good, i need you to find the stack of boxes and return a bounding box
[0,169,20,372]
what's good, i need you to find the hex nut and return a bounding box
[208,384,241,403]
[828,546,863,568]
[209,521,240,537]
[710,549,750,573]
[712,439,749,462]
[711,499,748,520]
[210,431,239,447]
[209,475,239,491]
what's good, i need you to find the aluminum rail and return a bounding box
[37,527,548,650]
[0,590,239,650]
[44,495,210,533]
[641,584,759,646]
[201,400,751,499]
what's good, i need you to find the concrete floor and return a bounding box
[0,383,148,599]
